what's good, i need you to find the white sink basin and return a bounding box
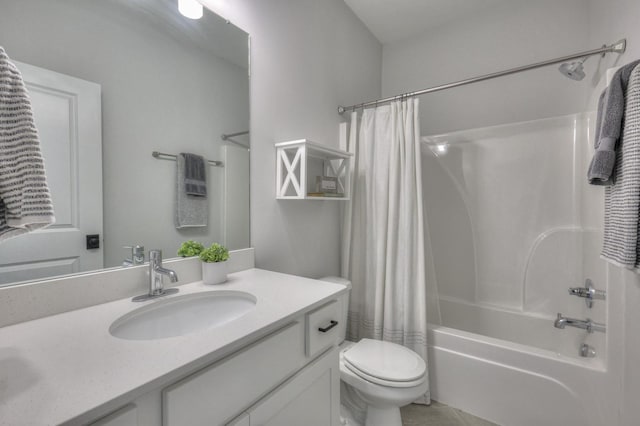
[110,290,257,340]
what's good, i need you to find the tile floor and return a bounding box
[401,401,498,426]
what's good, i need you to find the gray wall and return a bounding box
[381,0,590,135]
[0,0,250,267]
[203,0,382,278]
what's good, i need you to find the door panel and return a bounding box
[0,61,103,285]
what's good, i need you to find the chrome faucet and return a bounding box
[122,245,145,267]
[132,249,179,302]
[554,313,606,333]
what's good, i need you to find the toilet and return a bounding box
[320,277,428,426]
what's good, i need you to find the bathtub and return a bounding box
[435,295,607,361]
[420,114,619,425]
[427,323,612,426]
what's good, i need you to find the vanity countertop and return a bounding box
[0,268,346,426]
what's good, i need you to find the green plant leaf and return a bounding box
[177,240,205,257]
[199,243,229,263]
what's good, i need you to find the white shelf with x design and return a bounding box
[275,139,352,200]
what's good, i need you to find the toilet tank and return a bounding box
[319,276,351,344]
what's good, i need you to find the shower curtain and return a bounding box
[341,99,431,403]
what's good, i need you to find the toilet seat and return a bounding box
[342,339,426,388]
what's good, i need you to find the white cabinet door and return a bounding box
[0,61,103,285]
[249,347,340,426]
[163,322,305,426]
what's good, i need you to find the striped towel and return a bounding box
[0,47,55,242]
[602,63,640,270]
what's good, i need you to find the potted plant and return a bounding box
[199,243,229,285]
[177,240,205,257]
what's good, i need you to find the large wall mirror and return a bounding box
[0,0,250,287]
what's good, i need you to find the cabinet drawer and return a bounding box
[163,321,305,426]
[306,300,340,358]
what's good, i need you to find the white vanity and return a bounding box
[0,2,342,424]
[0,267,346,426]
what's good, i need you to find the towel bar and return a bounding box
[152,151,224,167]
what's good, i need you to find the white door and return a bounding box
[0,61,103,285]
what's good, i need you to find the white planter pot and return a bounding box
[202,261,228,285]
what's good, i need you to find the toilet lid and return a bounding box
[343,339,426,386]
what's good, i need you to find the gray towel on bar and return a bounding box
[601,64,640,270]
[588,59,640,185]
[181,152,207,196]
[175,153,208,228]
[0,47,55,242]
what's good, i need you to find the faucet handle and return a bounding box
[568,278,605,308]
[149,249,162,263]
[124,245,145,264]
[568,287,590,297]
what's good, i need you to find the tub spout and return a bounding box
[554,313,568,329]
[554,313,605,333]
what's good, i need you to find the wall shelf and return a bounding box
[275,139,352,200]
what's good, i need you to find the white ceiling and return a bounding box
[344,0,510,44]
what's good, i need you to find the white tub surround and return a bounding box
[420,113,620,425]
[0,267,347,425]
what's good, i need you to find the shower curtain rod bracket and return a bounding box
[610,39,627,54]
[338,38,627,115]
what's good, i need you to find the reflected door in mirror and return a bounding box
[0,62,103,286]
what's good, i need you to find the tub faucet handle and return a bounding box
[568,279,605,308]
[568,287,589,297]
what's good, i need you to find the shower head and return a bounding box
[559,57,587,81]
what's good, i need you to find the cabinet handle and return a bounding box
[318,320,338,333]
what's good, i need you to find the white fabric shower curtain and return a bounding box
[341,99,431,403]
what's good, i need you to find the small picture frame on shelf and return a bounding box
[316,176,338,194]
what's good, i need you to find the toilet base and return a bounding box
[365,405,402,426]
[340,403,403,426]
[340,404,362,426]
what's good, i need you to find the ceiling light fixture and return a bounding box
[178,0,203,19]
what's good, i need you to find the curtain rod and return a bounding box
[152,151,224,167]
[338,39,627,115]
[221,130,249,140]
